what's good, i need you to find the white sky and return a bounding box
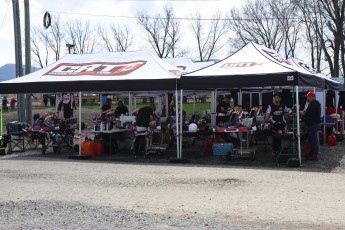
[0,0,247,67]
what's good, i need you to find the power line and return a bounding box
[1,0,10,28]
[26,1,301,22]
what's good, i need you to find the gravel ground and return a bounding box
[1,146,345,230]
[0,200,289,230]
[2,108,345,229]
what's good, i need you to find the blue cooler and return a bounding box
[212,143,233,156]
[325,115,333,123]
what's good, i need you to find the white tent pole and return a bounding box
[165,93,169,117]
[239,89,242,108]
[193,95,196,114]
[211,91,214,113]
[324,89,327,144]
[259,91,263,110]
[78,91,82,156]
[158,96,162,116]
[55,93,59,112]
[338,92,344,134]
[134,95,137,111]
[213,89,218,112]
[175,88,180,159]
[180,89,183,157]
[335,90,339,133]
[295,86,302,166]
[128,92,132,114]
[210,90,216,127]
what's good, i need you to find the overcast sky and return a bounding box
[0,0,245,67]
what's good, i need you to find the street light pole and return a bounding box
[12,0,25,122]
[24,0,32,124]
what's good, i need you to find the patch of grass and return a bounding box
[77,102,211,115]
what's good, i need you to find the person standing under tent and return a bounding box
[2,96,8,111]
[115,100,129,117]
[43,94,49,107]
[265,92,291,157]
[135,104,156,130]
[304,92,321,161]
[265,92,290,131]
[10,96,17,110]
[216,96,231,116]
[101,98,112,112]
[58,93,76,119]
[134,104,157,156]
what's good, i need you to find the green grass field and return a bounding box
[77,102,211,115]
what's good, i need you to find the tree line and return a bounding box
[31,0,345,77]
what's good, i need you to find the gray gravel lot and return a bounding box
[1,146,345,230]
[0,200,288,230]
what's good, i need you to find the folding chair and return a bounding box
[25,132,41,150]
[252,129,270,147]
[6,121,28,153]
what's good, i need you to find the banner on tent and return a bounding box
[44,61,147,76]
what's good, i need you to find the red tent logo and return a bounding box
[44,61,147,76]
[261,49,292,65]
[221,62,263,68]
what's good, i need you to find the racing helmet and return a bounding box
[188,123,198,132]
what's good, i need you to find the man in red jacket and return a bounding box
[304,92,321,161]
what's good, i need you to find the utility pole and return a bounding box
[12,0,25,122]
[24,0,32,124]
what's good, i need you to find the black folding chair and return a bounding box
[6,121,28,153]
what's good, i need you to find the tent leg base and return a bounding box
[169,157,191,163]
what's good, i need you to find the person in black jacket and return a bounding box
[114,100,128,117]
[101,98,112,111]
[304,92,321,161]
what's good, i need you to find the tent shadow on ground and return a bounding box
[3,139,345,173]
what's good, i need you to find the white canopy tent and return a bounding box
[0,50,183,93]
[181,42,343,165]
[164,57,203,74]
[0,50,184,158]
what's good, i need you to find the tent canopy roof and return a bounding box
[164,57,202,73]
[0,50,182,93]
[181,42,340,90]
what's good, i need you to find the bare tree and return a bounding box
[98,24,133,52]
[227,0,284,53]
[190,10,228,61]
[296,0,323,71]
[110,24,133,52]
[31,26,50,68]
[137,5,182,58]
[97,25,114,52]
[31,17,65,67]
[46,16,64,61]
[269,0,301,58]
[317,0,345,77]
[65,19,97,54]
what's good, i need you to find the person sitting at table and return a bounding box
[115,100,129,117]
[101,98,112,111]
[229,106,243,124]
